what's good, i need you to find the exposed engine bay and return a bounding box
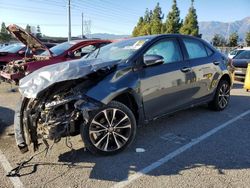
[2,55,50,75]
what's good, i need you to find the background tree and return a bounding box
[245,31,250,46]
[36,25,42,39]
[1,22,8,33]
[25,24,31,33]
[132,17,146,37]
[132,17,144,37]
[0,22,11,42]
[212,34,226,47]
[180,0,199,36]
[142,9,153,35]
[163,0,182,34]
[151,3,164,34]
[228,32,239,47]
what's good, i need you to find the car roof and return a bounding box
[68,39,111,45]
[130,34,201,40]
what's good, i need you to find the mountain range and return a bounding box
[199,17,250,42]
[85,17,250,42]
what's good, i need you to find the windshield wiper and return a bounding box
[95,47,101,58]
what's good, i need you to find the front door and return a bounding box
[139,38,197,120]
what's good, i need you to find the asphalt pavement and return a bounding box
[0,81,249,188]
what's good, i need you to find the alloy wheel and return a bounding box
[218,83,230,109]
[89,108,132,152]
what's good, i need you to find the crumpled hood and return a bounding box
[19,58,121,98]
[7,24,52,56]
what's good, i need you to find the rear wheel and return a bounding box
[80,101,136,155]
[209,79,230,111]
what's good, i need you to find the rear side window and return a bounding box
[145,39,182,64]
[183,38,207,59]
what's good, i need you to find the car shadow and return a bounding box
[0,106,15,136]
[57,95,250,182]
[58,148,134,182]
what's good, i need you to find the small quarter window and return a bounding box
[205,46,213,56]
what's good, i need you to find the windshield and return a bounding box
[234,50,250,59]
[0,45,12,51]
[1,44,24,53]
[41,41,73,56]
[85,38,149,61]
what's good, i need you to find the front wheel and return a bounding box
[209,79,230,111]
[80,101,137,155]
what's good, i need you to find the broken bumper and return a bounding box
[15,94,103,154]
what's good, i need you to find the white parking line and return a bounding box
[0,149,24,188]
[112,109,250,188]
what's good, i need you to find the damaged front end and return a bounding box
[21,87,103,153]
[16,58,119,153]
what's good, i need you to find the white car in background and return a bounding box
[228,47,250,59]
[228,49,245,59]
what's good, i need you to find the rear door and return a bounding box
[139,37,197,120]
[181,37,221,100]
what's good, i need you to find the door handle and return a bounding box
[181,67,191,73]
[213,61,220,65]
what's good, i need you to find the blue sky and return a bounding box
[0,0,249,37]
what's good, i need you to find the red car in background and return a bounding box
[0,42,56,70]
[0,24,112,84]
[0,43,31,69]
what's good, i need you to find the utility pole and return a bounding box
[82,12,84,38]
[68,0,71,42]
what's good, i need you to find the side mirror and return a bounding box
[67,51,75,58]
[143,55,164,66]
[18,50,25,55]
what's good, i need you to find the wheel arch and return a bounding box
[219,73,232,86]
[111,90,140,123]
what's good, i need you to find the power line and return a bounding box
[0,5,66,16]
[27,0,66,7]
[71,1,139,17]
[75,0,140,15]
[5,22,81,26]
[1,0,136,34]
[71,5,136,24]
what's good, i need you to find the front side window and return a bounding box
[74,45,96,57]
[144,39,182,64]
[40,42,73,56]
[183,38,207,59]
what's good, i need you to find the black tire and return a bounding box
[80,101,137,155]
[209,79,230,111]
